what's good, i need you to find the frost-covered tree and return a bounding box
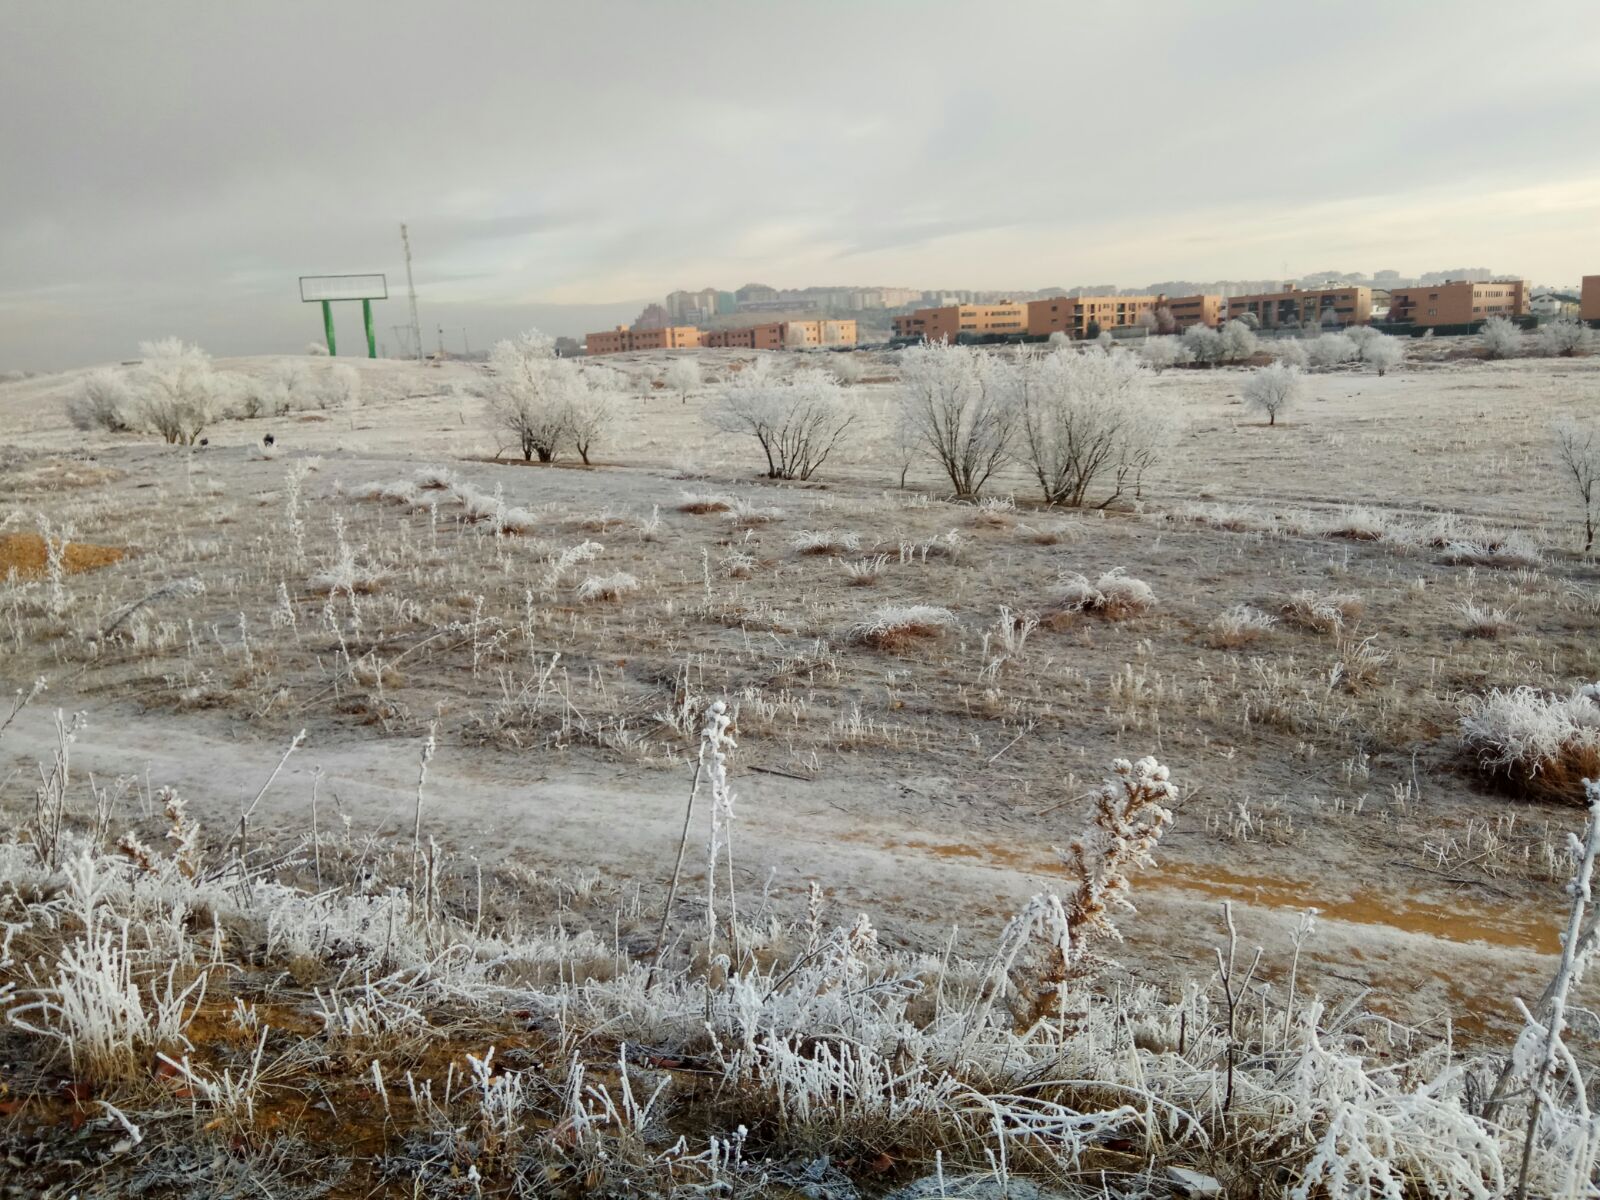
[305,340,329,357]
[1481,315,1521,360]
[66,369,133,432]
[664,356,702,404]
[1014,348,1175,507]
[1272,339,1309,369]
[568,365,620,466]
[896,341,1016,499]
[1153,306,1177,335]
[1140,337,1192,373]
[830,354,864,385]
[1540,316,1593,358]
[1182,323,1223,367]
[1134,310,1157,333]
[483,329,580,463]
[1219,319,1258,363]
[708,362,854,480]
[1306,332,1357,369]
[1554,421,1600,552]
[1358,332,1403,376]
[133,338,219,445]
[1242,361,1303,426]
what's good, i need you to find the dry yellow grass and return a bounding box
[0,532,127,579]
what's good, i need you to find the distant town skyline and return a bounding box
[3,1,1598,370]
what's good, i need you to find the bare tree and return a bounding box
[1481,315,1522,360]
[1242,362,1303,426]
[896,341,1016,500]
[133,337,219,444]
[1153,306,1178,335]
[664,356,701,404]
[483,330,576,462]
[1555,422,1599,552]
[708,362,855,480]
[1540,316,1593,358]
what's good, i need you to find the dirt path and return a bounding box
[1,698,1565,1039]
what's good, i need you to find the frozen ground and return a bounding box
[3,345,1599,1039]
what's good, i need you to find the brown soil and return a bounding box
[0,532,127,580]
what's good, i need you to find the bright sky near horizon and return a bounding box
[3,0,1599,370]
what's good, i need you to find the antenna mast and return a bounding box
[400,222,422,362]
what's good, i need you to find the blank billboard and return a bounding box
[300,274,388,302]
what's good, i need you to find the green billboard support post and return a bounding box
[299,275,388,360]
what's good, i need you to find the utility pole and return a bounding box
[461,329,470,357]
[401,222,423,362]
[437,325,445,357]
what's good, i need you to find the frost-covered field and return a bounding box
[2,337,1599,1196]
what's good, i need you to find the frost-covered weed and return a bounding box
[847,604,956,649]
[1209,603,1276,648]
[1460,683,1600,804]
[1281,589,1363,633]
[790,529,861,555]
[575,572,639,603]
[1052,567,1155,620]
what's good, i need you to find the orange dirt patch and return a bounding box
[0,533,128,580]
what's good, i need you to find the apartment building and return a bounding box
[770,319,857,348]
[584,325,701,355]
[588,319,856,356]
[1387,279,1526,327]
[1026,295,1162,338]
[892,303,1028,342]
[1162,294,1224,331]
[1581,276,1600,322]
[1226,284,1372,329]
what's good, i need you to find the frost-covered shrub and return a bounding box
[1539,316,1593,358]
[1306,333,1357,370]
[709,362,855,481]
[896,341,1016,499]
[1013,347,1178,507]
[1480,316,1521,360]
[1272,339,1309,368]
[848,604,956,649]
[1459,683,1600,804]
[1051,568,1156,621]
[132,338,219,444]
[1140,336,1192,372]
[1182,323,1223,366]
[66,369,134,432]
[1219,318,1258,362]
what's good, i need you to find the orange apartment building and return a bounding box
[1386,279,1526,327]
[1026,295,1162,338]
[589,319,855,355]
[1162,294,1224,330]
[585,325,701,354]
[1226,285,1372,329]
[1579,276,1600,322]
[892,303,1028,342]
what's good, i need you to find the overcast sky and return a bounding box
[4,0,1599,370]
